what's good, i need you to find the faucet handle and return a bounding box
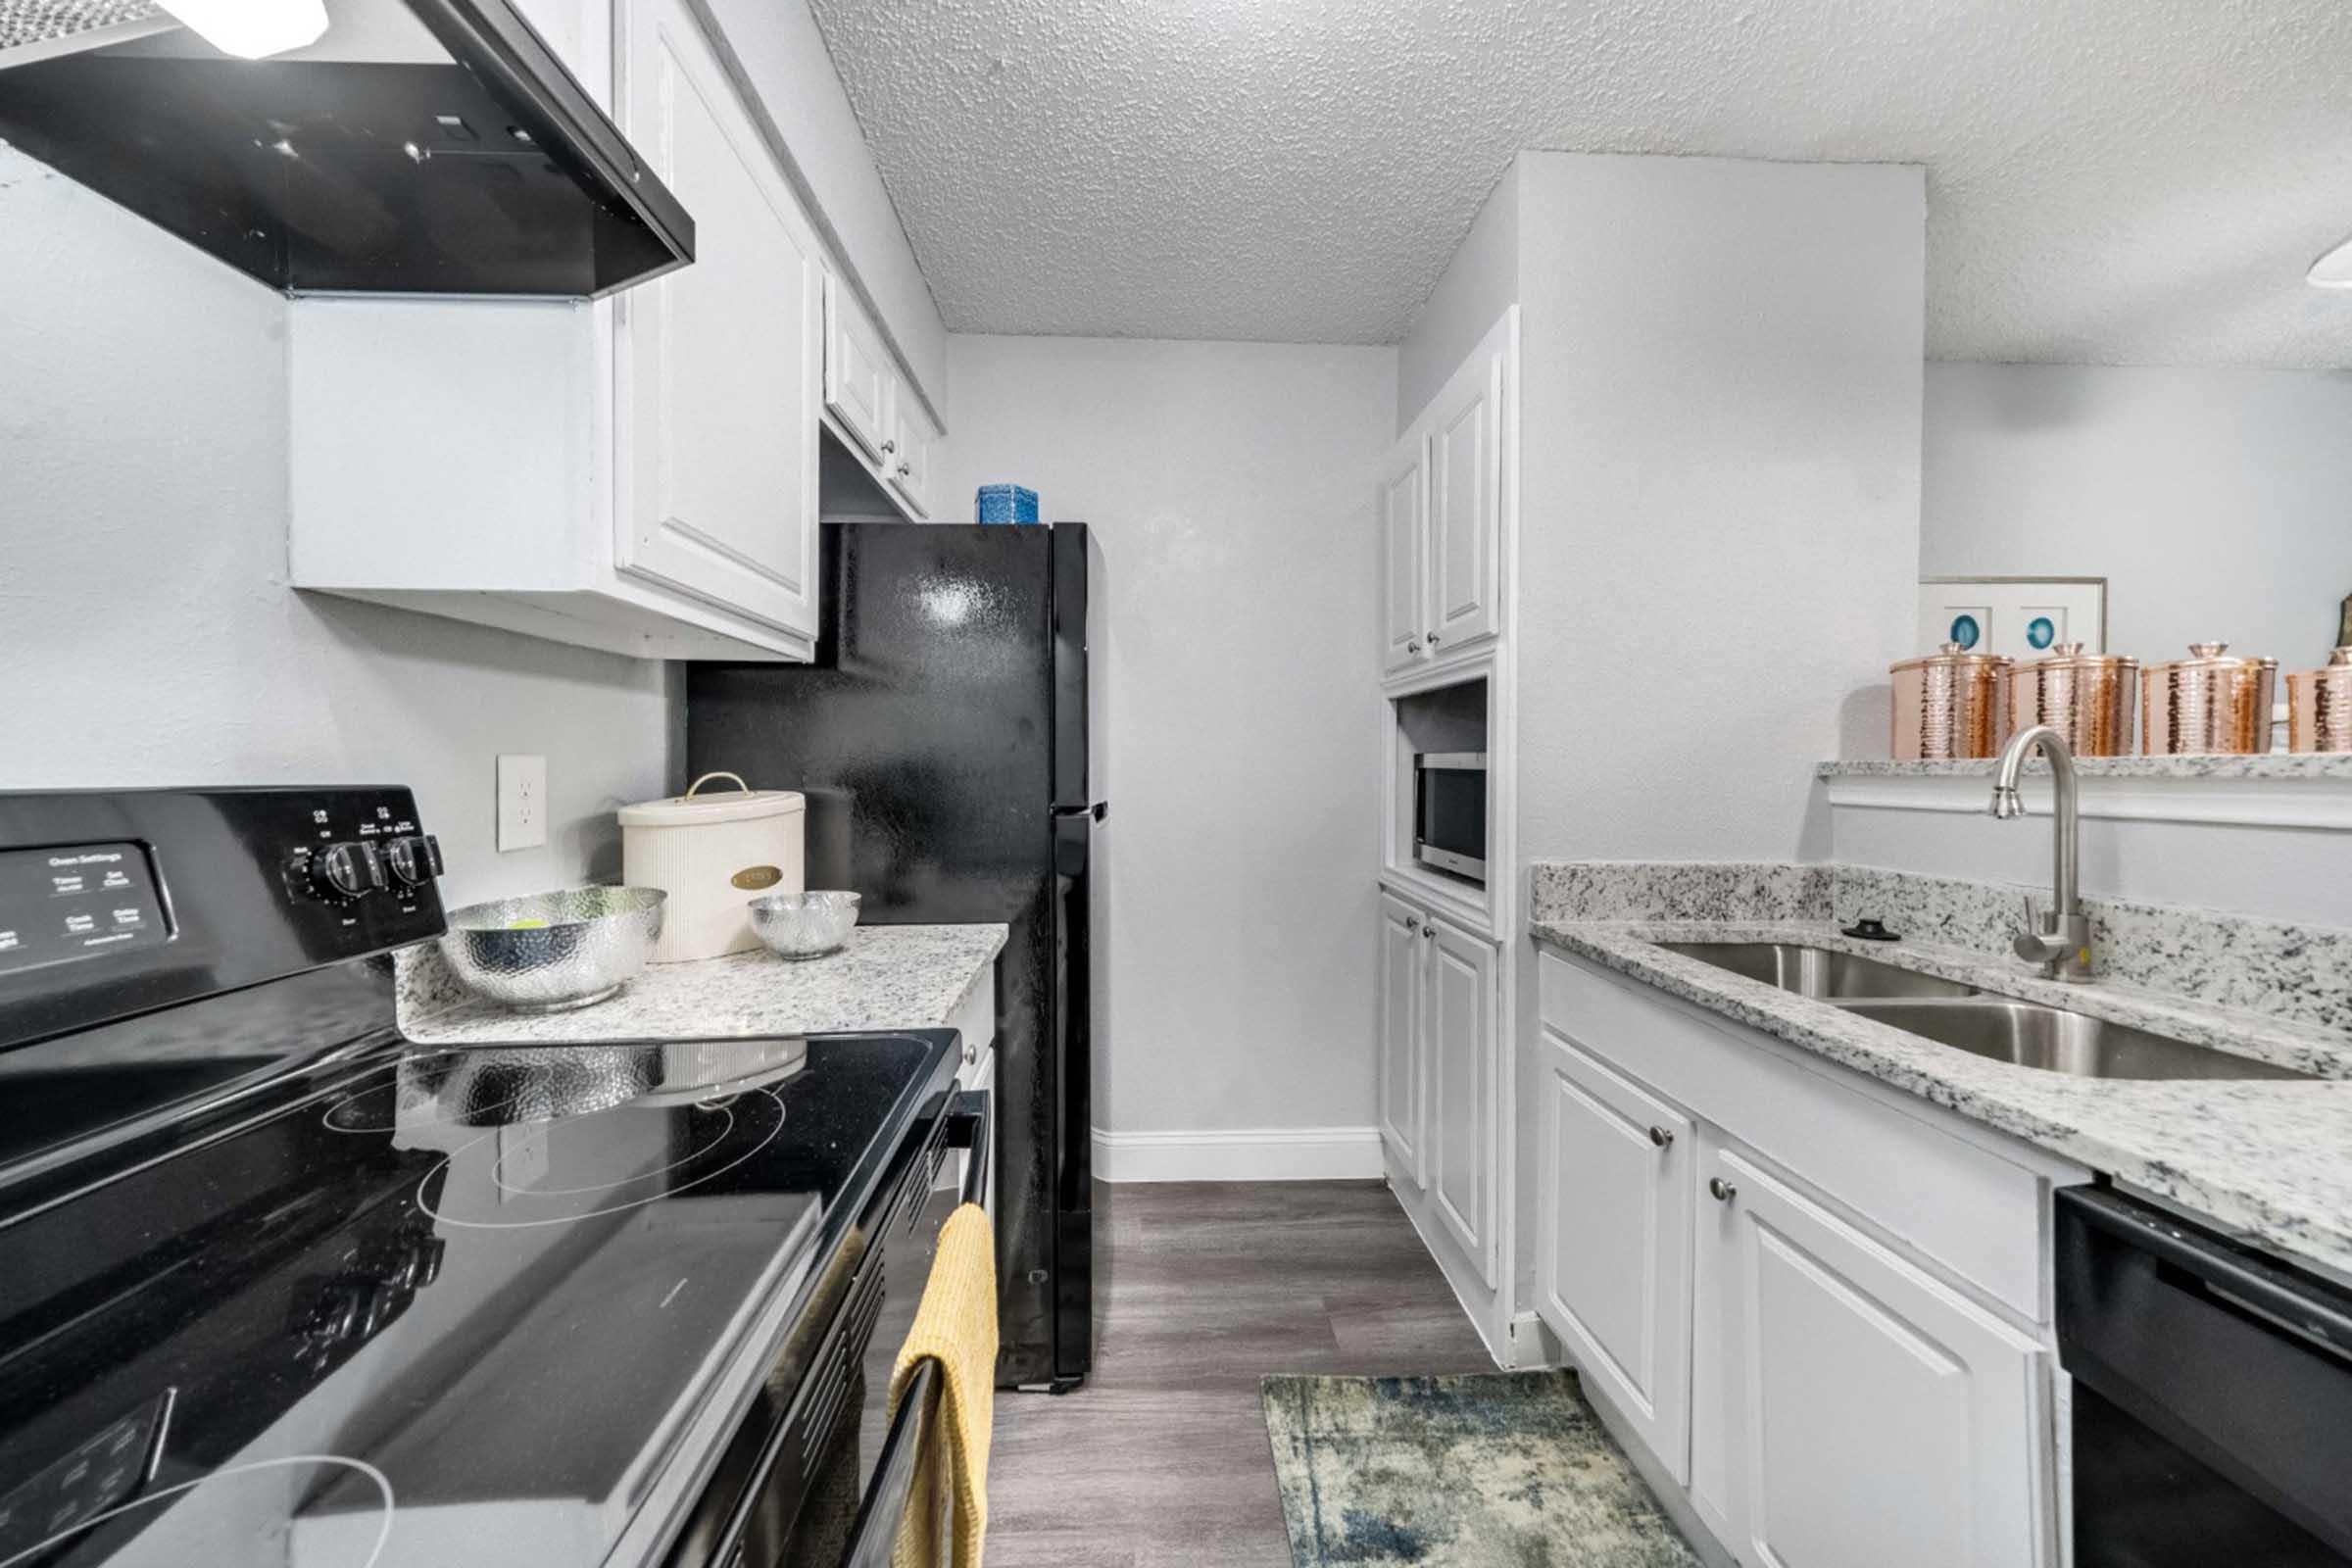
[2023,893,2048,935]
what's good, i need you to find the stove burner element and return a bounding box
[0,1454,392,1568]
[417,1086,790,1230]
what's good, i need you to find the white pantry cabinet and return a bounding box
[1537,950,2076,1568]
[1377,893,1428,1189]
[1380,308,1512,680]
[1380,889,1500,1289]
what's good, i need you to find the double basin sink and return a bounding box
[1657,942,2314,1083]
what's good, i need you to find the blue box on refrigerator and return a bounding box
[977,484,1040,525]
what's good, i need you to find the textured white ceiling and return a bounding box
[807,0,2352,367]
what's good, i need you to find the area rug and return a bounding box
[1261,1370,1700,1567]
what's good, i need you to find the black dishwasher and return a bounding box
[2057,1186,2352,1566]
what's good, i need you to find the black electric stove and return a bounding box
[0,789,964,1568]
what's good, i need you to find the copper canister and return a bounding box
[1890,643,2012,760]
[2288,648,2352,754]
[2008,643,2138,757]
[2140,643,2278,755]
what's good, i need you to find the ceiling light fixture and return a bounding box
[155,0,328,60]
[2309,231,2352,289]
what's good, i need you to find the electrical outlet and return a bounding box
[496,755,547,852]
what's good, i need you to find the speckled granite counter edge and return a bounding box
[1818,755,2352,780]
[395,923,1008,1045]
[1531,917,2352,1280]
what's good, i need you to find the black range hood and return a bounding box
[0,0,693,297]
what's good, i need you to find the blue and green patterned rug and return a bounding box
[1261,1370,1701,1566]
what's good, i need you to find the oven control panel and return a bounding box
[0,787,449,1052]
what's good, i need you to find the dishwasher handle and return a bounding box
[2058,1186,2352,1358]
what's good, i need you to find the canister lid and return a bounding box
[2022,641,2137,670]
[2148,642,2278,673]
[618,771,806,826]
[1890,641,2013,674]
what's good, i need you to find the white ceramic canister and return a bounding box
[619,772,806,962]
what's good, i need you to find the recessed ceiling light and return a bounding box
[2309,232,2352,289]
[156,0,328,60]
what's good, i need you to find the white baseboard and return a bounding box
[1091,1124,1385,1183]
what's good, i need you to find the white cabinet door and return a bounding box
[1377,893,1428,1189]
[824,273,896,464]
[616,0,820,638]
[1379,434,1429,674]
[1427,914,1498,1286]
[888,394,940,519]
[1537,1025,1695,1482]
[1423,315,1507,658]
[1701,1144,2051,1568]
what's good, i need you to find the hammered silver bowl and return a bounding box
[748,890,860,960]
[439,887,666,1012]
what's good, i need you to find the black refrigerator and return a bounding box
[686,522,1103,1391]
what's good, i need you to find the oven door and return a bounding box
[743,1090,991,1568]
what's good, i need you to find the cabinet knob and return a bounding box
[1422,926,1435,942]
[879,438,898,455]
[1404,916,1421,932]
[1708,1176,1738,1203]
[1406,638,1423,654]
[1647,1125,1673,1149]
[898,462,912,477]
[1428,631,1442,646]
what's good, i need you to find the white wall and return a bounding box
[1397,164,1520,435]
[1513,152,1928,864]
[701,0,950,416]
[0,145,677,908]
[941,334,1396,1150]
[1922,363,2352,671]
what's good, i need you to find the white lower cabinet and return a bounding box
[1380,890,1500,1290]
[1694,1142,2049,1568]
[1537,951,2070,1568]
[1537,1025,1694,1481]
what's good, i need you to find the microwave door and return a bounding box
[1413,753,1488,882]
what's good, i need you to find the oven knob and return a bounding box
[384,834,443,889]
[311,842,385,902]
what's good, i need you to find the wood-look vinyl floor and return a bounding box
[987,1180,1495,1568]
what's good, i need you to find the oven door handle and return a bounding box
[837,1358,942,1568]
[946,1089,990,1209]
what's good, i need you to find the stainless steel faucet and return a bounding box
[1990,724,2094,982]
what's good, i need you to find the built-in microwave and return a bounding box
[1413,752,1487,883]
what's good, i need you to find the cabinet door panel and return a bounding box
[1377,894,1427,1188]
[1707,1145,2050,1568]
[1425,331,1503,654]
[617,0,819,637]
[888,396,939,519]
[824,274,895,463]
[1428,917,1497,1285]
[1380,438,1428,674]
[1537,1026,1694,1481]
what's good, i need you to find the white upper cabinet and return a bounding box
[1536,1025,1694,1482]
[1697,1143,2051,1568]
[1426,341,1503,654]
[1377,893,1429,1189]
[1381,306,1513,679]
[1379,437,1429,674]
[616,0,821,638]
[823,273,897,465]
[888,394,942,520]
[1427,912,1499,1287]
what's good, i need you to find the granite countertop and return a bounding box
[397,923,1008,1046]
[1530,915,2352,1281]
[1818,755,2352,780]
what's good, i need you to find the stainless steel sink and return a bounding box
[1837,1001,2314,1082]
[1657,943,1981,1000]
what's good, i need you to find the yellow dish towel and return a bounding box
[889,1201,998,1568]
